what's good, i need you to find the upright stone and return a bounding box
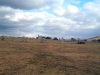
[22,36,27,42]
[1,36,4,40]
[77,38,80,44]
[61,37,64,43]
[41,37,46,43]
[78,38,80,41]
[59,38,60,40]
[38,35,42,39]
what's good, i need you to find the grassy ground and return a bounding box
[0,37,100,75]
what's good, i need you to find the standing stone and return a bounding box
[38,35,42,39]
[77,38,80,44]
[1,36,4,40]
[78,38,80,41]
[61,37,64,43]
[59,38,60,40]
[22,36,27,42]
[41,37,46,43]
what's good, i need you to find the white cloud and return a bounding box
[53,7,66,16]
[84,1,100,17]
[53,4,81,20]
[0,0,100,39]
[67,5,79,14]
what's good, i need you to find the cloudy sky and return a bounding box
[0,0,100,39]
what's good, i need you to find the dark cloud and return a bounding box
[0,0,59,10]
[0,0,46,9]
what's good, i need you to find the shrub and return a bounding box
[53,37,58,40]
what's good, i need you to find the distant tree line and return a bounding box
[97,39,100,43]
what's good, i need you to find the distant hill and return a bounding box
[87,36,100,41]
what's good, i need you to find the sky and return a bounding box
[0,0,100,39]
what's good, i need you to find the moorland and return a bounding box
[0,37,100,75]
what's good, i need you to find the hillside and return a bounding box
[87,36,100,41]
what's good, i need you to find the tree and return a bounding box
[53,37,58,40]
[71,38,76,41]
[97,39,100,43]
[45,37,52,39]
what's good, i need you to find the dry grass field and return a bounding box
[0,37,100,75]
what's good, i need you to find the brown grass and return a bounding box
[0,37,100,75]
